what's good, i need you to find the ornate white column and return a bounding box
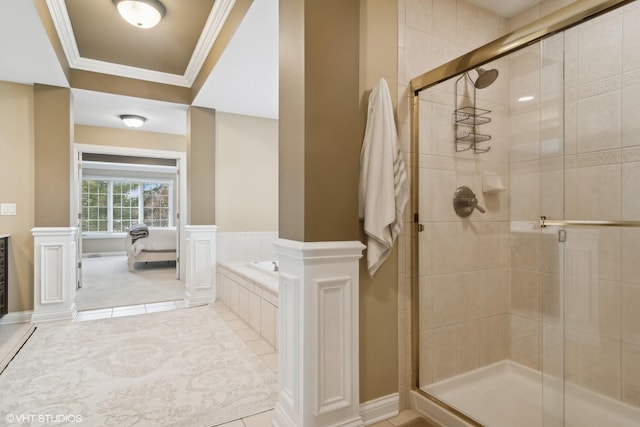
[273,239,365,427]
[31,227,77,323]
[184,225,217,306]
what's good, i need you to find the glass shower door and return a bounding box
[541,3,640,426]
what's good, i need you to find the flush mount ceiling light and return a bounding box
[112,0,166,29]
[120,114,147,128]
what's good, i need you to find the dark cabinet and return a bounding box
[0,236,7,318]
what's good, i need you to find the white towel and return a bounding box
[359,78,409,277]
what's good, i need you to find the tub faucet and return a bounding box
[272,261,279,272]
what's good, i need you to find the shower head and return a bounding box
[473,67,499,89]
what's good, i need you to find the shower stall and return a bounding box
[410,1,640,426]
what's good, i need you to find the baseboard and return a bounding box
[31,304,77,324]
[360,392,400,426]
[0,310,34,325]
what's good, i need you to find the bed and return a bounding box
[125,225,177,271]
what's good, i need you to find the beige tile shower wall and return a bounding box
[561,3,640,407]
[398,0,512,397]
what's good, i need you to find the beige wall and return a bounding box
[34,84,72,227]
[359,0,400,403]
[279,0,361,242]
[0,82,35,312]
[215,112,278,232]
[75,125,187,152]
[279,0,399,403]
[187,106,216,225]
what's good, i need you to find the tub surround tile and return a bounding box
[217,264,279,350]
[249,292,261,331]
[246,339,275,356]
[236,327,261,343]
[227,318,249,331]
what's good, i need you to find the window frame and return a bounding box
[81,175,174,236]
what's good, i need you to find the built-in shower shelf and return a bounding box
[454,106,491,126]
[456,131,491,153]
[454,75,493,154]
[456,132,491,144]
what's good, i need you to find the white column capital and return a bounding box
[184,225,218,233]
[31,227,77,237]
[273,239,365,264]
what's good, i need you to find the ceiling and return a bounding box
[0,0,538,136]
[0,0,278,135]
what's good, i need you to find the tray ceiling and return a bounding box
[48,0,235,87]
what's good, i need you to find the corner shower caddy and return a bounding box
[454,73,491,153]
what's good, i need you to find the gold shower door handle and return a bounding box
[539,216,640,228]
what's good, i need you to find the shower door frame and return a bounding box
[408,0,635,425]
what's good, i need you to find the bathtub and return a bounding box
[247,260,279,275]
[217,261,279,349]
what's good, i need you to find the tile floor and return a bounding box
[1,301,429,427]
[0,322,35,372]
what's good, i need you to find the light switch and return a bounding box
[0,203,16,215]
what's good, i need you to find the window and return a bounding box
[112,181,140,232]
[82,180,108,232]
[143,183,170,227]
[82,179,173,233]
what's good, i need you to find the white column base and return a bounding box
[184,225,217,306]
[31,227,78,323]
[272,239,365,427]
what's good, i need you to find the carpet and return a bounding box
[76,255,184,311]
[0,306,278,426]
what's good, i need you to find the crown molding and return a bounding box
[183,0,236,84]
[46,0,236,88]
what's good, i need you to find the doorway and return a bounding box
[73,144,188,311]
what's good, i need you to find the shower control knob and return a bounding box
[470,196,485,213]
[453,186,485,217]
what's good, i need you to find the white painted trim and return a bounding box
[47,0,236,87]
[70,57,191,87]
[183,0,237,84]
[74,143,186,160]
[359,393,400,426]
[0,311,34,325]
